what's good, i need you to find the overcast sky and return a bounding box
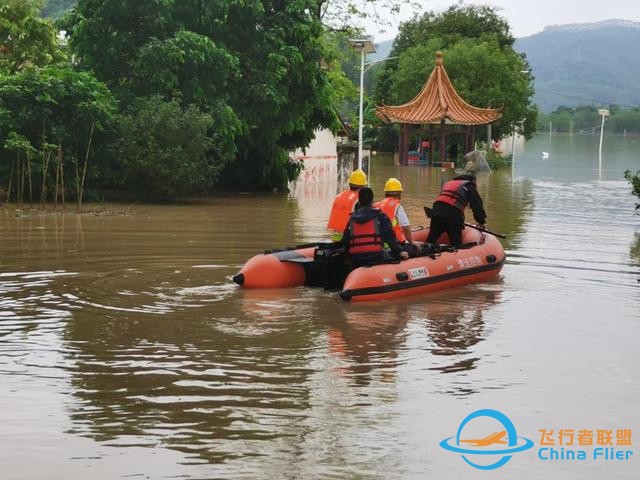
[365,0,640,41]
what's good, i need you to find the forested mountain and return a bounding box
[41,0,76,18]
[515,20,640,112]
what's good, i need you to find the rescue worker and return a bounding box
[342,187,409,268]
[327,169,367,240]
[374,177,418,256]
[425,167,487,246]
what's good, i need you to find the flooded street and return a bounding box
[1,134,639,479]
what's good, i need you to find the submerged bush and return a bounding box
[115,96,233,201]
[624,170,640,214]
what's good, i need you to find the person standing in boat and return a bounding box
[425,167,487,246]
[342,187,409,267]
[327,169,367,241]
[374,177,418,257]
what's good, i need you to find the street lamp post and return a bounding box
[349,38,376,171]
[598,108,610,175]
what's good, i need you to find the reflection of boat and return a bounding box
[233,228,505,302]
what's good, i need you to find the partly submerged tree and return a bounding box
[624,170,640,214]
[115,96,232,201]
[64,0,339,190]
[0,66,116,208]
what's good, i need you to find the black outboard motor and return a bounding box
[313,244,346,290]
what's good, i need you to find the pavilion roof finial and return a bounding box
[435,51,444,66]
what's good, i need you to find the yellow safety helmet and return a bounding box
[348,169,367,187]
[384,177,403,193]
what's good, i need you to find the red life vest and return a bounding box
[436,179,470,211]
[348,215,384,254]
[327,189,359,231]
[374,196,406,242]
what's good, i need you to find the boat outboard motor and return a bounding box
[314,244,346,290]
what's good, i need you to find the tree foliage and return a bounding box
[391,38,536,139]
[0,0,65,73]
[64,0,338,190]
[0,66,116,203]
[624,170,640,214]
[539,105,640,134]
[372,4,536,145]
[115,96,229,200]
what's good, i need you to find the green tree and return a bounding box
[389,38,537,139]
[372,4,536,149]
[65,0,338,191]
[115,96,229,201]
[376,4,515,104]
[624,170,640,214]
[0,66,116,207]
[0,0,65,73]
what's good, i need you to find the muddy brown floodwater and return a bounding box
[1,134,638,479]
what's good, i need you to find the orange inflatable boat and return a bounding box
[232,228,505,301]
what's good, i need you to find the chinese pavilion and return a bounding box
[375,52,502,165]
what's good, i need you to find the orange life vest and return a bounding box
[348,215,384,254]
[327,189,359,232]
[436,179,470,211]
[374,196,406,242]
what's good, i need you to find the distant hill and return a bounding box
[370,39,394,62]
[42,0,76,18]
[515,20,640,112]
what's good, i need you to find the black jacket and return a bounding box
[341,206,403,255]
[436,174,487,224]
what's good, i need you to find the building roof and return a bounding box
[375,52,503,126]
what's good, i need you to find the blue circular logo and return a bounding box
[439,409,534,470]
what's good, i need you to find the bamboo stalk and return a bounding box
[54,141,61,209]
[78,122,95,213]
[7,158,15,205]
[27,149,33,209]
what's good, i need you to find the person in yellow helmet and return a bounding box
[374,177,418,256]
[327,169,367,240]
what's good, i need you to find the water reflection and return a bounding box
[630,232,640,263]
[325,305,410,387]
[421,286,501,372]
[63,302,318,464]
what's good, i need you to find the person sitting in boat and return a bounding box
[327,169,367,241]
[342,187,409,268]
[374,178,418,257]
[425,166,487,246]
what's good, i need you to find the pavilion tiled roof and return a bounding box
[376,52,503,126]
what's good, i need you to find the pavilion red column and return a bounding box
[439,119,446,163]
[400,124,410,165]
[428,124,434,164]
